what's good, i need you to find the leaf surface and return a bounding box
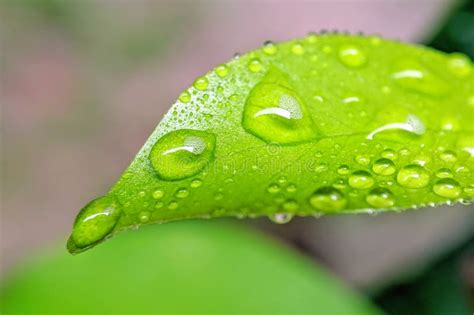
[68,34,474,253]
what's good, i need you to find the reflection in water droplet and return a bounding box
[70,195,121,249]
[309,187,347,212]
[367,115,425,140]
[242,70,318,144]
[342,95,364,105]
[149,129,215,180]
[433,178,461,198]
[372,158,396,175]
[193,76,209,91]
[366,187,395,208]
[391,61,449,96]
[435,168,453,178]
[179,91,191,103]
[397,164,430,188]
[338,45,367,68]
[447,53,472,77]
[269,213,294,224]
[349,171,375,189]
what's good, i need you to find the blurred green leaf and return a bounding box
[67,34,473,253]
[1,221,381,314]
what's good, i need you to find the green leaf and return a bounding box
[68,34,474,253]
[1,221,382,315]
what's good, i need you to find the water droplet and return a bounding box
[439,150,457,163]
[193,76,209,91]
[435,168,453,178]
[138,211,150,223]
[291,43,304,55]
[337,164,350,175]
[338,45,367,68]
[433,178,461,198]
[277,175,288,185]
[263,41,277,55]
[397,164,430,188]
[242,69,318,144]
[447,53,472,77]
[309,187,347,212]
[349,171,375,189]
[248,58,263,72]
[355,155,370,166]
[286,183,297,193]
[70,195,121,249]
[391,60,449,96]
[267,183,280,194]
[138,191,146,197]
[179,90,191,103]
[342,95,364,105]
[269,213,293,224]
[464,184,474,197]
[153,189,164,199]
[282,199,299,211]
[367,114,426,140]
[215,64,229,77]
[381,149,397,160]
[168,201,179,210]
[149,129,216,180]
[175,188,189,199]
[155,201,164,209]
[333,178,347,190]
[190,178,202,188]
[366,187,395,208]
[372,158,396,176]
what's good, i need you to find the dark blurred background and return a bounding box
[1,0,474,314]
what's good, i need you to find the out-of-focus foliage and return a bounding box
[0,221,381,314]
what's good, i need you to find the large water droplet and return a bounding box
[242,69,319,144]
[439,150,457,163]
[348,171,375,189]
[366,187,395,208]
[215,64,229,77]
[396,164,430,188]
[309,187,347,212]
[367,114,425,140]
[372,158,396,176]
[338,45,367,68]
[433,178,461,198]
[149,129,215,180]
[193,76,209,91]
[69,195,121,250]
[391,60,449,96]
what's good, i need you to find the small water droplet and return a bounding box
[190,178,202,188]
[464,184,474,197]
[138,211,150,223]
[447,53,472,77]
[436,168,453,178]
[396,164,430,188]
[153,189,164,199]
[70,195,121,249]
[309,187,347,212]
[291,43,304,55]
[342,95,364,105]
[179,90,191,103]
[349,171,375,189]
[214,192,224,201]
[267,183,280,194]
[269,213,293,224]
[175,188,189,199]
[138,191,146,197]
[372,158,396,176]
[282,199,299,211]
[366,187,395,208]
[215,64,229,77]
[381,149,397,160]
[333,178,347,190]
[277,176,288,185]
[338,45,367,68]
[263,41,278,55]
[355,155,370,166]
[155,201,164,209]
[193,76,209,91]
[433,178,461,198]
[248,58,263,72]
[439,150,457,163]
[149,129,215,180]
[337,164,350,175]
[168,201,179,210]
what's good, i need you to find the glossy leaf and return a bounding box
[1,221,382,315]
[68,34,474,253]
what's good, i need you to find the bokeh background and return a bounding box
[1,0,474,313]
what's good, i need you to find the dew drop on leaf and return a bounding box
[372,158,396,176]
[366,187,395,208]
[446,53,472,77]
[433,178,461,198]
[269,212,293,224]
[193,76,209,91]
[309,187,347,212]
[435,168,453,178]
[149,129,216,180]
[338,45,367,68]
[396,164,430,188]
[348,170,375,189]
